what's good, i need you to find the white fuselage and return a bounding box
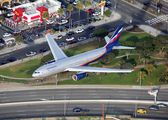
[32,47,106,78]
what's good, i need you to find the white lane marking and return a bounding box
[28,92,36,93]
[47,106,55,108]
[89,93,97,95]
[120,94,128,96]
[77,105,85,107]
[17,110,25,112]
[157,111,165,113]
[88,90,96,92]
[93,108,101,110]
[18,114,26,116]
[1,97,6,98]
[123,97,131,98]
[118,91,126,92]
[122,4,126,6]
[92,96,101,98]
[59,94,67,95]
[0,54,10,58]
[62,96,70,98]
[126,10,129,12]
[36,109,44,111]
[124,109,132,111]
[1,94,6,95]
[29,95,37,97]
[58,91,66,92]
[118,6,121,8]
[49,112,57,114]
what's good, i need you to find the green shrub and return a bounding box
[104,10,111,17]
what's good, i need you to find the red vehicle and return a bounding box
[68,40,77,44]
[87,8,95,13]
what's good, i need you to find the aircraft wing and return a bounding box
[66,66,134,73]
[45,30,68,60]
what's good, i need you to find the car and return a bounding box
[3,33,11,37]
[26,50,37,57]
[94,16,101,21]
[157,3,162,8]
[39,48,48,53]
[76,28,84,33]
[61,4,67,9]
[66,31,75,36]
[60,26,68,32]
[72,23,78,28]
[0,60,7,65]
[149,105,159,110]
[88,17,97,22]
[46,20,54,24]
[62,14,69,19]
[7,57,16,62]
[73,107,83,112]
[107,28,115,32]
[78,37,86,41]
[89,33,94,38]
[137,108,147,113]
[57,19,68,25]
[66,36,74,41]
[0,38,5,43]
[105,3,112,7]
[86,25,95,30]
[143,2,150,7]
[157,103,167,108]
[69,0,75,4]
[65,24,70,29]
[7,12,14,16]
[87,8,95,13]
[68,40,77,44]
[38,23,45,27]
[13,30,21,34]
[92,11,101,16]
[57,35,63,39]
[73,0,79,5]
[58,42,67,46]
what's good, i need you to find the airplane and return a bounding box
[32,25,135,81]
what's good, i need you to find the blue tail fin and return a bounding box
[105,25,123,47]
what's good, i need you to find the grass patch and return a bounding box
[0,77,28,84]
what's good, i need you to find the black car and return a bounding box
[38,23,45,27]
[157,3,162,8]
[143,2,150,7]
[39,48,48,53]
[149,105,159,110]
[105,3,112,7]
[0,60,7,65]
[88,17,97,22]
[66,31,75,36]
[72,23,78,28]
[86,25,95,30]
[0,38,5,43]
[65,24,70,29]
[53,26,59,31]
[7,57,16,62]
[73,107,83,112]
[69,0,75,4]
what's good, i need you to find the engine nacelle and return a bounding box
[45,59,55,64]
[72,73,87,81]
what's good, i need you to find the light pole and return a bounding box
[140,71,141,88]
[55,74,57,87]
[135,97,137,118]
[100,103,106,120]
[64,95,66,116]
[71,19,73,30]
[114,0,117,10]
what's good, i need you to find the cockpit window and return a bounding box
[34,72,40,74]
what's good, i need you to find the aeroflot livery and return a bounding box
[32,25,135,81]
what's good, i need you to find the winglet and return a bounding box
[134,67,138,71]
[47,29,50,34]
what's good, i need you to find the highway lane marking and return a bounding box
[1,97,7,98]
[17,110,25,112]
[88,90,96,92]
[49,112,57,114]
[122,4,126,6]
[89,93,97,95]
[29,95,37,97]
[47,106,55,107]
[28,92,36,93]
[93,108,101,110]
[18,114,26,116]
[0,54,10,58]
[36,109,44,111]
[77,105,85,107]
[118,91,126,92]
[156,111,165,113]
[1,94,6,95]
[119,94,128,96]
[123,97,131,98]
[58,91,66,92]
[59,94,67,95]
[124,109,132,111]
[92,96,101,98]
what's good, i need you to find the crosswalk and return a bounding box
[145,14,168,25]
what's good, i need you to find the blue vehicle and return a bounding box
[149,105,159,110]
[73,107,83,112]
[157,103,167,108]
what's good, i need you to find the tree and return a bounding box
[85,0,91,7]
[153,35,168,54]
[121,62,134,76]
[106,52,115,63]
[67,4,73,29]
[0,16,5,22]
[117,73,123,80]
[99,56,108,65]
[40,54,54,65]
[76,1,83,26]
[93,28,108,41]
[140,57,149,66]
[162,60,168,72]
[136,71,147,82]
[144,64,155,75]
[15,35,23,44]
[104,10,111,17]
[87,72,95,82]
[135,41,153,60]
[42,11,49,31]
[98,73,105,83]
[57,7,64,32]
[121,41,135,59]
[154,0,159,10]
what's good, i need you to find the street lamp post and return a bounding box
[64,95,66,116]
[71,19,73,30]
[135,97,137,118]
[55,74,57,87]
[114,0,117,10]
[140,71,141,88]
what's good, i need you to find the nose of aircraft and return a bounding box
[32,73,36,78]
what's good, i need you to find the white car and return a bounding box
[92,11,101,16]
[66,36,74,41]
[3,33,11,37]
[76,28,84,33]
[57,35,63,39]
[62,14,69,19]
[7,12,14,17]
[26,51,37,57]
[78,37,86,41]
[57,19,68,25]
[47,20,54,24]
[13,30,21,34]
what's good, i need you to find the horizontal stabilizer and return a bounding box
[113,46,135,49]
[66,66,134,73]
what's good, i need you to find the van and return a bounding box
[3,37,15,43]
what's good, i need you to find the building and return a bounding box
[12,0,61,25]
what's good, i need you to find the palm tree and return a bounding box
[154,0,159,10]
[67,4,74,29]
[76,1,84,26]
[136,71,147,82]
[57,8,64,32]
[42,11,49,32]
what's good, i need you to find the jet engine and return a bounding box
[72,73,87,81]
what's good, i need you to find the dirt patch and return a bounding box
[0,81,29,88]
[152,51,167,58]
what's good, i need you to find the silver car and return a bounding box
[26,51,37,57]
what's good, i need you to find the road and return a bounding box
[0,88,168,119]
